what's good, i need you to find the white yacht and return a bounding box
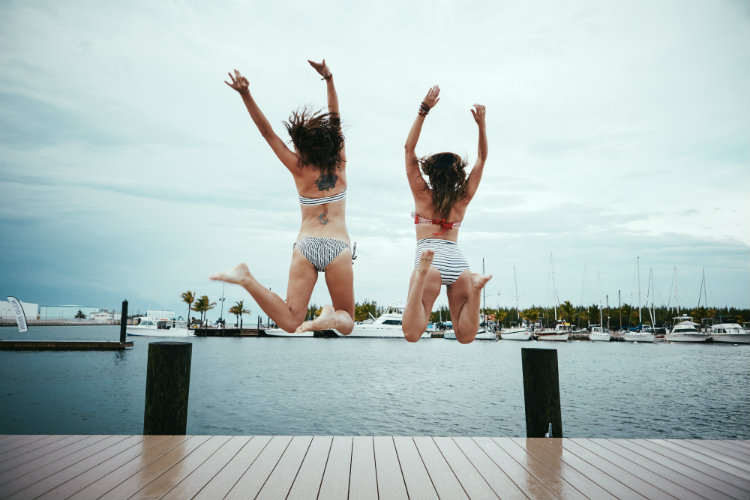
[589,325,611,342]
[623,324,655,343]
[500,326,532,341]
[537,321,570,341]
[127,318,192,337]
[444,327,496,340]
[338,305,430,338]
[709,323,750,344]
[665,315,708,342]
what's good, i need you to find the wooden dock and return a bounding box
[0,341,133,351]
[0,435,747,499]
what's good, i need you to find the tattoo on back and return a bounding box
[319,207,329,225]
[315,174,338,191]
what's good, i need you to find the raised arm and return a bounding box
[465,104,488,200]
[405,86,440,194]
[308,59,339,116]
[225,69,298,171]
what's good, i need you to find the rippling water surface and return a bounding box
[1,326,748,438]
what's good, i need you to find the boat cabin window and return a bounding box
[383,319,402,325]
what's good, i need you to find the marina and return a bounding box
[0,434,748,500]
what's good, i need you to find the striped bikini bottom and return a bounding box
[294,237,350,272]
[414,238,469,286]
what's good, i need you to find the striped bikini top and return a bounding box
[298,189,347,206]
[412,211,461,235]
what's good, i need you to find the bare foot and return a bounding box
[209,263,252,285]
[471,273,493,290]
[417,250,434,275]
[296,305,337,333]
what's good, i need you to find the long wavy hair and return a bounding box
[284,108,344,179]
[420,152,469,219]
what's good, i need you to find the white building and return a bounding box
[39,305,101,320]
[0,300,39,320]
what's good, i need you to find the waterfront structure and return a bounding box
[39,305,100,320]
[0,300,38,320]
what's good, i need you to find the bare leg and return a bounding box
[302,247,355,335]
[210,251,317,332]
[446,270,493,344]
[402,250,442,342]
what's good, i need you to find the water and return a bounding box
[1,326,748,438]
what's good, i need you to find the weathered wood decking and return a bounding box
[0,435,748,499]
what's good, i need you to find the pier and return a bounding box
[0,341,133,351]
[0,434,748,499]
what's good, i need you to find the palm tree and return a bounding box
[181,291,195,329]
[229,301,251,328]
[559,300,577,323]
[192,295,216,328]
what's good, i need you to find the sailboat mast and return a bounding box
[675,267,679,315]
[514,265,520,321]
[636,256,642,323]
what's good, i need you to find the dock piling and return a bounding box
[119,300,128,343]
[143,341,192,435]
[521,348,563,438]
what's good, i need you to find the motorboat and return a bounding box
[127,318,192,337]
[537,321,570,341]
[589,325,611,342]
[500,326,532,341]
[338,305,430,338]
[443,327,496,341]
[665,315,708,342]
[709,322,750,344]
[265,328,314,337]
[623,324,655,343]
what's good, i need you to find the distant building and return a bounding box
[39,305,100,320]
[0,300,39,320]
[145,310,177,320]
[89,310,119,323]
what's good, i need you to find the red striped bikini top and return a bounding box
[412,212,462,235]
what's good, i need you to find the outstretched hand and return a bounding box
[308,59,332,79]
[471,104,486,125]
[423,85,440,108]
[225,69,249,93]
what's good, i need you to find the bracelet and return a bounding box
[418,101,430,117]
[321,73,333,81]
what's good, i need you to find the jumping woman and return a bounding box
[402,85,492,343]
[211,60,354,335]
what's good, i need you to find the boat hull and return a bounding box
[537,333,569,341]
[126,327,192,338]
[589,332,611,342]
[500,330,531,341]
[665,333,709,342]
[265,328,314,337]
[709,334,750,344]
[623,333,654,343]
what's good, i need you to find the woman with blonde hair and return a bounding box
[402,85,491,343]
[211,60,354,334]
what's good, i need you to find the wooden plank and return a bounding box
[510,438,618,500]
[486,438,586,500]
[392,436,439,500]
[0,435,86,474]
[586,439,726,500]
[433,436,499,500]
[452,437,531,500]
[0,435,108,488]
[7,435,141,500]
[0,435,69,469]
[224,435,293,500]
[374,436,408,500]
[532,438,648,500]
[129,435,232,500]
[473,437,569,500]
[695,440,750,460]
[0,435,125,499]
[193,435,272,500]
[636,439,750,493]
[96,435,211,500]
[0,435,47,456]
[413,436,469,500]
[161,436,250,500]
[723,440,750,452]
[349,436,377,500]
[664,439,750,476]
[256,436,314,500]
[616,439,750,500]
[562,439,680,500]
[67,435,189,500]
[317,435,352,500]
[286,436,332,500]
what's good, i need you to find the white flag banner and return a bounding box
[6,296,28,333]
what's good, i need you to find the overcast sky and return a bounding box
[1,0,748,321]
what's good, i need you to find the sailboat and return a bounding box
[589,274,611,341]
[538,254,569,341]
[501,266,531,341]
[623,257,655,343]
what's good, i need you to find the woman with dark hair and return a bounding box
[402,85,491,343]
[211,60,354,335]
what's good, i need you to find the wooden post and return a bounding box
[119,300,128,343]
[143,342,192,435]
[521,348,563,438]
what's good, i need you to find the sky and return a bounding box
[1,0,748,322]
